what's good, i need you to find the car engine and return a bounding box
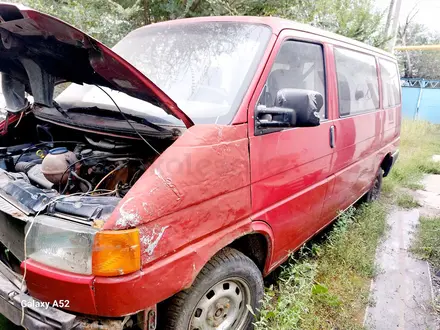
[1,135,149,196]
[0,130,162,224]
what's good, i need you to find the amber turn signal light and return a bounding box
[92,229,141,276]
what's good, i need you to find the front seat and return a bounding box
[338,75,351,116]
[266,69,290,106]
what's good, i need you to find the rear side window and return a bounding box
[379,59,401,107]
[335,48,379,116]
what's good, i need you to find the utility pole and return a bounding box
[385,0,395,36]
[388,0,403,51]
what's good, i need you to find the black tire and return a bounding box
[163,247,264,330]
[364,168,383,203]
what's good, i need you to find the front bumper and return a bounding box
[0,267,76,329]
[0,263,134,330]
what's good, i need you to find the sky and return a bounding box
[377,0,440,33]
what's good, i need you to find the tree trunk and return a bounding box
[402,38,412,77]
[143,0,150,25]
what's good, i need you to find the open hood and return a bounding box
[0,3,194,128]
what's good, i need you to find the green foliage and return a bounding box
[233,0,388,48]
[255,203,387,329]
[18,0,138,45]
[255,259,317,329]
[385,120,440,193]
[411,216,440,315]
[18,0,387,48]
[411,216,440,270]
[397,21,440,79]
[396,193,420,209]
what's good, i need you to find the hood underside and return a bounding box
[0,3,194,127]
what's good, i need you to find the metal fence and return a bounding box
[401,78,440,124]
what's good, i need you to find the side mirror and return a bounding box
[276,88,323,127]
[255,106,296,129]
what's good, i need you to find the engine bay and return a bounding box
[0,115,172,224]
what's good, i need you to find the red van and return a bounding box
[0,3,400,330]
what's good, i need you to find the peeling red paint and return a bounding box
[104,124,251,266]
[6,8,402,323]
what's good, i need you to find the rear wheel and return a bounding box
[163,248,263,330]
[364,168,383,202]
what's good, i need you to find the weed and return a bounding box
[405,182,424,191]
[396,193,420,209]
[254,258,317,329]
[256,203,387,330]
[255,120,440,330]
[411,216,440,314]
[411,216,440,270]
[386,120,440,192]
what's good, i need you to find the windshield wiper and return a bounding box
[53,101,71,119]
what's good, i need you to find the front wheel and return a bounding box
[163,248,264,330]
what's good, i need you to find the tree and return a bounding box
[396,17,440,79]
[19,0,139,45]
[247,0,389,48]
[17,0,387,49]
[396,6,419,77]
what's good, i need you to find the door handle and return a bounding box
[329,125,335,148]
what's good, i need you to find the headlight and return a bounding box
[26,216,141,276]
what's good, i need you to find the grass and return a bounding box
[1,121,439,329]
[255,203,387,330]
[411,216,440,271]
[383,120,440,193]
[396,192,420,209]
[411,216,440,313]
[256,119,440,329]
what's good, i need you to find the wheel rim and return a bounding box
[189,277,251,330]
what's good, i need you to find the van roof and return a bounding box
[137,16,395,60]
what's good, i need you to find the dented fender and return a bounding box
[104,123,252,265]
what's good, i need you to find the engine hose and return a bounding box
[106,157,142,162]
[71,171,92,193]
[58,154,109,193]
[92,162,127,192]
[61,171,73,195]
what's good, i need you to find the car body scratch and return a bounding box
[116,197,141,227]
[141,225,170,256]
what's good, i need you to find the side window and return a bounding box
[334,48,379,116]
[258,40,327,119]
[379,59,401,108]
